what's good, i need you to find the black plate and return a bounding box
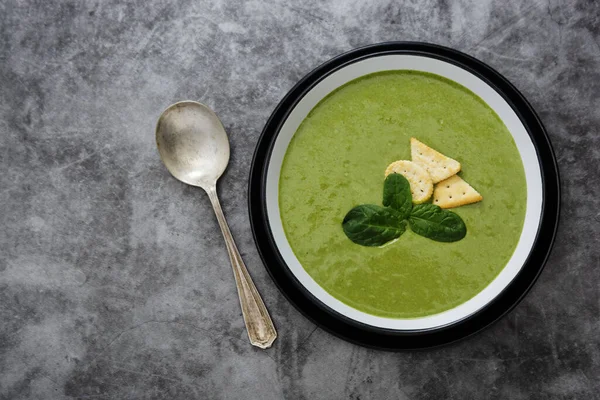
[248,42,560,350]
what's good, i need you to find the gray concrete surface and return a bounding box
[1,0,599,398]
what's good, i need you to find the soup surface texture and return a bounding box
[279,71,527,318]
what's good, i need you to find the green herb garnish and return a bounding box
[342,205,407,247]
[382,173,413,219]
[408,204,466,242]
[342,173,467,246]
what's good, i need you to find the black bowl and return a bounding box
[248,42,560,350]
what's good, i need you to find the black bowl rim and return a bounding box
[248,41,560,350]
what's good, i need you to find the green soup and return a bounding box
[279,71,526,318]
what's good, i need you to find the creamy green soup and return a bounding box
[279,71,526,318]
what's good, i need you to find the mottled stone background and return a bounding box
[1,0,599,399]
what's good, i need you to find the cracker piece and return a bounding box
[433,175,483,208]
[411,137,461,183]
[385,160,433,204]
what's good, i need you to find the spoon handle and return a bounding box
[206,186,277,349]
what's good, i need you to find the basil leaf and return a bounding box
[342,204,407,247]
[408,204,466,242]
[382,173,413,219]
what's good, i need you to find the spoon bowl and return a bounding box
[156,101,229,189]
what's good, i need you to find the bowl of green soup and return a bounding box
[249,42,559,349]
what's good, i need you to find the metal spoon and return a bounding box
[155,101,277,349]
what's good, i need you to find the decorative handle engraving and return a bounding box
[206,186,277,349]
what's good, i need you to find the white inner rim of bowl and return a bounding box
[265,54,543,330]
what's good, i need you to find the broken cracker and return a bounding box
[433,175,483,209]
[411,137,461,183]
[385,160,433,204]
